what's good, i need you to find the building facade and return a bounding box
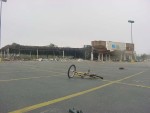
[91,40,135,61]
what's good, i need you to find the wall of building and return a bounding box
[106,41,126,51]
[91,41,106,50]
[91,40,135,61]
[0,44,85,60]
[126,43,134,51]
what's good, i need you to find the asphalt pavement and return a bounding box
[0,61,150,113]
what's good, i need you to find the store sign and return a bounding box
[107,41,126,51]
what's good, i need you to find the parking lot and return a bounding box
[0,61,150,113]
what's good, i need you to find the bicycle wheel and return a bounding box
[68,64,76,78]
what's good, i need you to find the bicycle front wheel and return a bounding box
[68,64,76,78]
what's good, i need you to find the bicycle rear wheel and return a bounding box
[68,64,76,78]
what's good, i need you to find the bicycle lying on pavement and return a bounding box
[67,64,103,79]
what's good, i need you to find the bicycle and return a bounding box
[67,64,103,79]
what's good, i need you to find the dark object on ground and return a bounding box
[119,67,124,70]
[69,108,83,113]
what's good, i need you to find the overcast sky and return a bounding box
[1,0,150,54]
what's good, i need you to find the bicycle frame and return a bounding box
[73,71,89,77]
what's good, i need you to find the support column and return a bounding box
[101,53,103,62]
[30,51,32,58]
[7,48,10,58]
[106,54,107,61]
[37,49,38,59]
[133,51,136,61]
[130,55,132,61]
[63,50,64,59]
[91,52,93,61]
[109,54,110,61]
[98,53,100,61]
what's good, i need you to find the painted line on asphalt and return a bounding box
[9,71,145,113]
[118,82,150,89]
[0,67,67,82]
[9,82,115,113]
[102,77,150,89]
[0,75,63,82]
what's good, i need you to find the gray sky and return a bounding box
[1,0,150,54]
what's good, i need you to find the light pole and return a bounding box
[128,20,134,44]
[128,20,135,61]
[0,0,7,48]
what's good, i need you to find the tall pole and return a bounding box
[128,20,135,61]
[131,23,133,44]
[0,0,2,48]
[0,0,2,59]
[0,0,7,49]
[128,20,134,44]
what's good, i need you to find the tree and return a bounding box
[11,43,20,48]
[48,43,58,47]
[140,54,150,60]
